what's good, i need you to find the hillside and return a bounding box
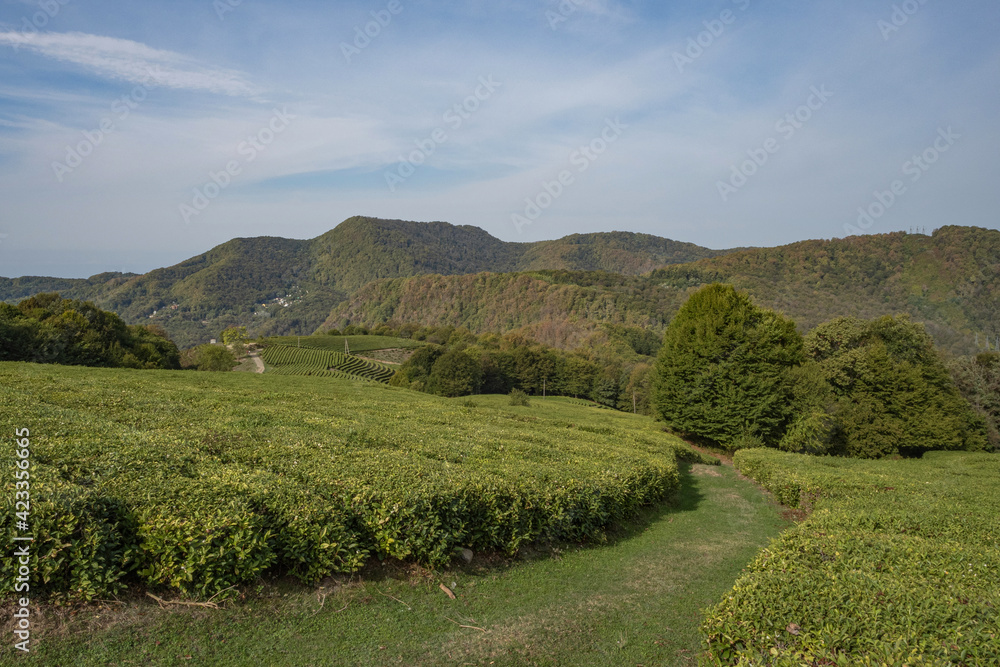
[2,220,997,355]
[325,226,1000,356]
[0,217,732,348]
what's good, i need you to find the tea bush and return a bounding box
[0,362,708,601]
[702,448,1000,665]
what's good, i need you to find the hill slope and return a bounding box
[0,217,733,347]
[325,227,1000,355]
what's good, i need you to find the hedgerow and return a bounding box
[702,448,1000,666]
[0,362,704,601]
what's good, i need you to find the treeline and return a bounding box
[653,284,993,458]
[0,293,180,369]
[330,322,657,410]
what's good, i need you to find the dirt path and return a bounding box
[249,351,265,373]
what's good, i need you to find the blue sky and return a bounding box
[0,0,998,278]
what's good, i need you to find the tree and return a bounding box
[427,349,482,397]
[948,352,1000,450]
[805,316,988,457]
[652,283,804,448]
[180,344,237,371]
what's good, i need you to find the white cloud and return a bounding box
[0,31,258,96]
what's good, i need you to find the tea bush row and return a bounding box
[702,448,1000,666]
[0,363,704,601]
[261,345,394,382]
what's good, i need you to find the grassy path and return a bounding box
[12,463,786,666]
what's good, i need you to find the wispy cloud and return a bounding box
[0,31,258,96]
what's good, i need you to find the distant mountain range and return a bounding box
[1,216,997,355]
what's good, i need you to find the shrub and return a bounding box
[509,388,530,406]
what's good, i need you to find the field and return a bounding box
[0,362,711,604]
[265,334,424,354]
[260,344,396,382]
[703,449,1000,665]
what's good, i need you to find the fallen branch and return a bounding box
[445,616,486,632]
[145,592,219,610]
[377,589,412,610]
[439,583,456,600]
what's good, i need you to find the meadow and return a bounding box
[0,362,710,603]
[704,449,1000,665]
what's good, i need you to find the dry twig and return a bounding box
[377,589,412,610]
[445,617,486,632]
[145,592,219,610]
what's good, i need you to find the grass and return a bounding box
[4,461,788,666]
[704,449,1000,665]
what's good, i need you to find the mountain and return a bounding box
[0,216,734,348]
[323,226,1000,356]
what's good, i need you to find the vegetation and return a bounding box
[266,333,424,354]
[704,448,1000,665]
[0,362,708,601]
[180,343,239,372]
[652,284,803,449]
[800,316,987,457]
[0,293,179,369]
[652,286,986,458]
[949,352,1000,449]
[3,434,785,666]
[260,344,395,382]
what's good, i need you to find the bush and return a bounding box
[509,388,530,406]
[180,344,238,371]
[703,449,1000,665]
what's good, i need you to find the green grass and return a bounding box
[0,362,707,602]
[265,335,425,353]
[704,449,1000,666]
[6,461,787,666]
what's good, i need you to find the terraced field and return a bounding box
[266,335,424,354]
[261,344,396,382]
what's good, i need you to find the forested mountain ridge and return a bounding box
[0,216,735,347]
[1,219,996,354]
[324,226,1000,356]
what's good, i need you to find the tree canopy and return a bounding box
[652,283,803,448]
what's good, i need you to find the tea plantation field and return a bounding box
[703,449,1000,666]
[260,344,396,382]
[265,334,424,354]
[0,362,710,602]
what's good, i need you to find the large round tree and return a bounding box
[652,284,803,448]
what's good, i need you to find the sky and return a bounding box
[0,0,998,278]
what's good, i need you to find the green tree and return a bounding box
[181,344,238,371]
[948,352,1000,450]
[805,316,988,457]
[652,283,804,448]
[427,349,482,397]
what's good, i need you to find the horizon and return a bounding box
[0,214,959,281]
[1,1,998,278]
